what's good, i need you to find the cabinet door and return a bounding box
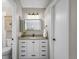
[33,40,40,53]
[27,40,34,53]
[5,16,12,31]
[33,40,40,58]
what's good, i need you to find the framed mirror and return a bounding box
[25,19,42,31]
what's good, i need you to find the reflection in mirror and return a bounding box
[25,19,42,31]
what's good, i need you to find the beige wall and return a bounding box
[2,0,12,47]
[69,0,77,59]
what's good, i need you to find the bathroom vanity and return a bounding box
[18,37,48,59]
[18,19,48,59]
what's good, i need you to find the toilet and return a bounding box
[2,47,11,59]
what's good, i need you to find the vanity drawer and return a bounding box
[19,49,27,53]
[19,55,27,58]
[39,49,48,55]
[19,43,28,47]
[40,49,47,52]
[19,40,29,47]
[40,40,48,50]
[19,45,28,51]
[19,52,28,58]
[19,49,28,58]
[40,45,48,48]
[19,45,27,48]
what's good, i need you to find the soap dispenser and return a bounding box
[43,25,48,38]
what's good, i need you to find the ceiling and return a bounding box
[20,0,52,8]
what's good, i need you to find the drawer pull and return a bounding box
[21,42,26,43]
[42,54,46,56]
[21,55,25,56]
[41,50,46,52]
[32,42,35,43]
[21,46,26,47]
[21,50,25,52]
[42,46,46,47]
[31,55,36,56]
[42,42,46,43]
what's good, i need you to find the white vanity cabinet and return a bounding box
[19,39,48,59]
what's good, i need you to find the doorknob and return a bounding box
[12,38,14,40]
[53,38,56,41]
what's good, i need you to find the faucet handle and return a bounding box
[33,34,35,37]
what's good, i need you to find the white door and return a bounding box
[52,0,69,59]
[12,5,18,59]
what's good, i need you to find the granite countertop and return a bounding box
[18,36,47,40]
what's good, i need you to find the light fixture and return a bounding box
[27,11,40,19]
[28,12,39,15]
